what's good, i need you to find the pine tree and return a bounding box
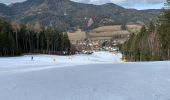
[34,21,42,51]
[157,0,170,59]
[0,18,72,56]
[63,32,71,51]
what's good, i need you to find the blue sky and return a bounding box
[0,0,165,10]
[123,2,164,10]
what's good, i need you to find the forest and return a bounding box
[122,1,170,61]
[0,19,71,56]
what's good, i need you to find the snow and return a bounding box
[0,51,170,100]
[0,51,122,75]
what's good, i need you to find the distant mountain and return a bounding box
[0,0,161,31]
[0,3,12,17]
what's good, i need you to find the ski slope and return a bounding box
[0,51,170,100]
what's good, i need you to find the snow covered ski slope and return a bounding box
[0,51,170,100]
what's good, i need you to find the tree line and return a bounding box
[0,19,71,56]
[122,1,170,61]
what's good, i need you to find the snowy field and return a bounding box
[0,51,170,100]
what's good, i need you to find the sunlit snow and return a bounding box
[0,51,170,100]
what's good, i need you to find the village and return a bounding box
[67,25,142,54]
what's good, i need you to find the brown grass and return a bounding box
[67,29,86,43]
[67,24,141,44]
[126,24,142,34]
[88,31,130,37]
[92,25,122,32]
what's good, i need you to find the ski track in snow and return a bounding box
[0,51,170,100]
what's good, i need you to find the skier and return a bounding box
[31,56,34,61]
[53,58,56,62]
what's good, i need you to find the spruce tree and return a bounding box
[157,0,170,59]
[0,18,72,56]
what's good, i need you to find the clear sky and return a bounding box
[0,0,165,10]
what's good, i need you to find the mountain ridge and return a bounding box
[0,0,161,31]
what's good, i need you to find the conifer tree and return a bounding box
[0,19,72,56]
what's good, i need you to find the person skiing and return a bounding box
[31,56,34,61]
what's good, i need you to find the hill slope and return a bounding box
[0,0,160,30]
[0,52,170,100]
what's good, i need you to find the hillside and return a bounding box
[67,29,87,44]
[0,0,160,31]
[67,25,143,44]
[0,52,170,100]
[87,25,131,43]
[0,3,12,17]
